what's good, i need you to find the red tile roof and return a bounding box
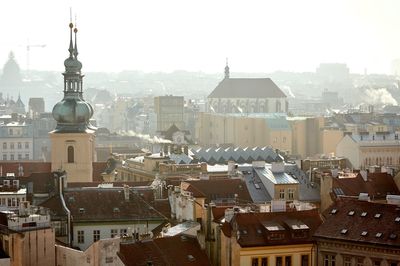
[0,162,51,177]
[314,197,400,247]
[222,209,322,247]
[183,179,253,204]
[332,172,399,199]
[40,188,165,222]
[118,235,211,266]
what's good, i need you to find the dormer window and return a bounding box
[79,208,85,214]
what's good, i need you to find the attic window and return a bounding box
[113,207,120,213]
[330,209,338,214]
[389,233,397,240]
[256,229,262,234]
[360,212,367,217]
[348,211,355,216]
[241,229,248,235]
[340,229,348,235]
[360,231,368,236]
[395,217,400,222]
[79,208,85,214]
[375,232,383,238]
[374,213,382,219]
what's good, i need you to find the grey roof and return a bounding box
[255,168,299,185]
[208,78,286,99]
[191,146,280,165]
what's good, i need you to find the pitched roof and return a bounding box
[40,188,165,222]
[222,209,322,247]
[332,172,399,199]
[117,235,211,266]
[208,78,286,99]
[183,179,253,203]
[0,162,51,177]
[314,197,400,247]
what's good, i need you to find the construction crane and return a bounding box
[26,42,46,77]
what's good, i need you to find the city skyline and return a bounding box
[0,0,399,74]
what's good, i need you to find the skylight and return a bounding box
[360,231,368,236]
[340,229,348,235]
[374,213,382,219]
[389,233,397,240]
[348,211,355,216]
[360,212,367,217]
[375,232,383,238]
[395,217,400,222]
[331,209,338,214]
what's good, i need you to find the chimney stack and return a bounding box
[123,184,130,201]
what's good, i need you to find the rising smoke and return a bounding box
[119,130,172,144]
[363,88,398,106]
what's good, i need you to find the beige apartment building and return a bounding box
[196,113,292,154]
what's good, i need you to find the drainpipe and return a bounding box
[58,173,72,246]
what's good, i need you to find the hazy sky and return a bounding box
[0,0,399,74]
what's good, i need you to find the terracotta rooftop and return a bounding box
[40,188,165,222]
[222,209,322,247]
[314,197,400,247]
[182,178,253,204]
[332,172,399,199]
[118,235,211,266]
[0,162,51,177]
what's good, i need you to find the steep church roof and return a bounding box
[208,77,286,99]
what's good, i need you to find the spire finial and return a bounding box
[73,14,79,59]
[68,8,74,58]
[224,58,230,79]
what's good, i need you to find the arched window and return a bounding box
[67,146,74,163]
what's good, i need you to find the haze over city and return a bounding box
[1,0,400,74]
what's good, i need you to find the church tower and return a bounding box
[49,22,96,183]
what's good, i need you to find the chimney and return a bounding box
[123,185,130,201]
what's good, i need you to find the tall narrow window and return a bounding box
[67,146,74,163]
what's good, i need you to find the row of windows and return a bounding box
[77,228,128,244]
[252,255,309,266]
[0,197,25,207]
[279,188,295,200]
[2,154,30,160]
[364,157,400,166]
[324,254,398,266]
[2,142,30,150]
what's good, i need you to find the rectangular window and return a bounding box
[2,143,6,149]
[261,257,268,266]
[356,258,364,266]
[77,230,84,243]
[93,230,100,242]
[17,154,22,160]
[324,254,336,266]
[111,229,118,238]
[10,143,14,149]
[301,255,309,266]
[288,188,294,200]
[373,260,381,266]
[276,257,283,266]
[10,154,14,160]
[25,154,29,160]
[279,189,285,199]
[285,256,292,266]
[25,142,29,149]
[120,228,127,236]
[343,256,351,266]
[17,142,21,149]
[252,258,259,266]
[2,154,6,161]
